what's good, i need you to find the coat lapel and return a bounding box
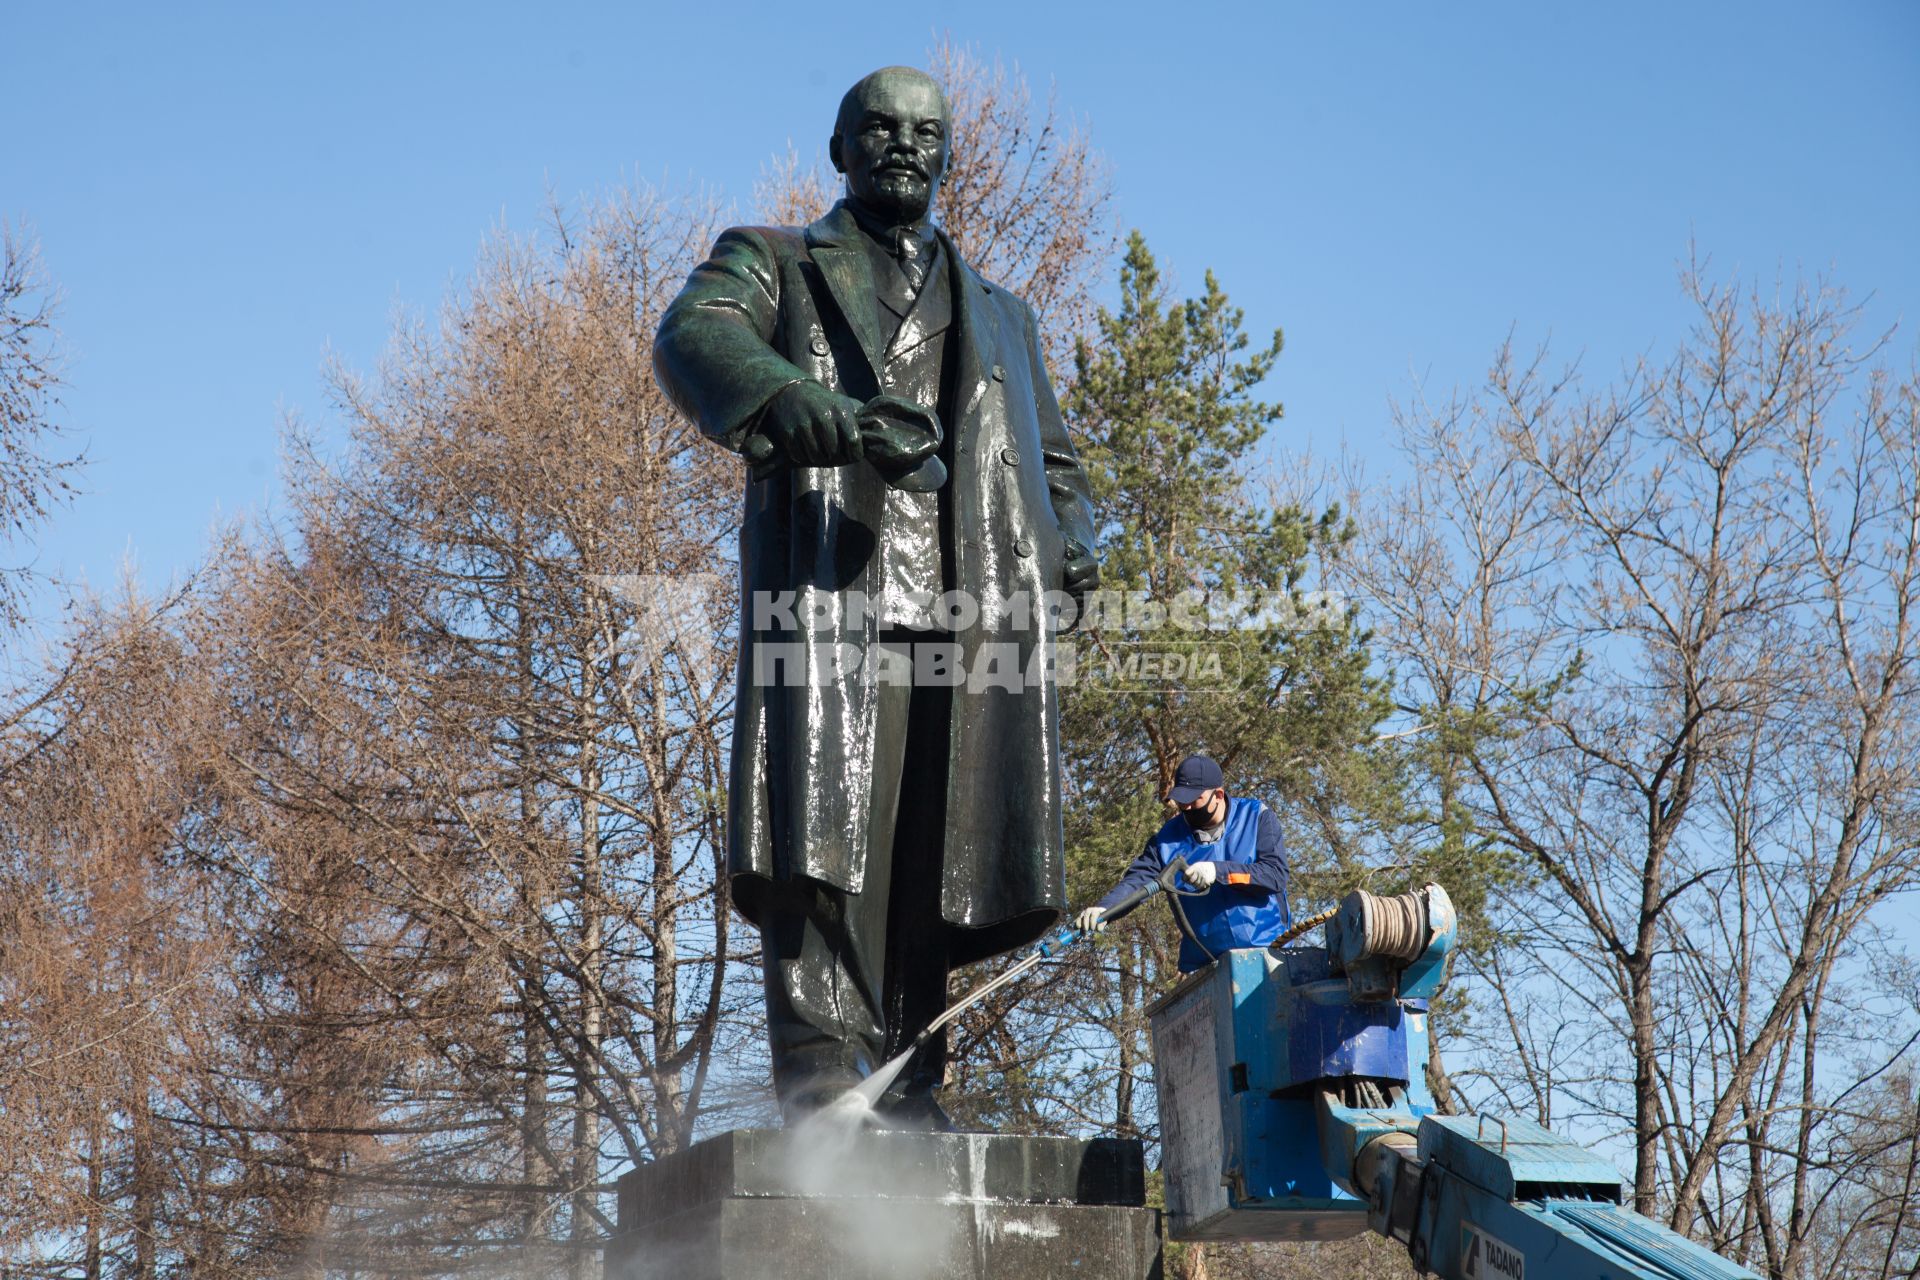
[940,228,997,423]
[805,209,999,408]
[805,207,887,379]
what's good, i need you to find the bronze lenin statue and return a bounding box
[653,66,1099,1127]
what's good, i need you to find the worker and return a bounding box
[1075,754,1291,972]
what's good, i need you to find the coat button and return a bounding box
[991,364,1007,382]
[809,336,830,357]
[1014,538,1035,557]
[1000,447,1020,466]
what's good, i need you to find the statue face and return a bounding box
[831,70,949,223]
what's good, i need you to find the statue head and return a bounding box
[830,66,950,224]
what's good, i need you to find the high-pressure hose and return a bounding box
[1156,857,1220,966]
[1326,884,1454,1001]
[1269,904,1339,949]
[1337,889,1430,962]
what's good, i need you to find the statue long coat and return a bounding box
[653,203,1096,966]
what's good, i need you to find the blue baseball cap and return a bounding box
[1168,754,1224,805]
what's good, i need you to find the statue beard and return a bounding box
[861,172,936,225]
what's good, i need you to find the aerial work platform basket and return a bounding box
[1148,945,1436,1241]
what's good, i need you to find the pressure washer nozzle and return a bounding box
[1031,927,1081,959]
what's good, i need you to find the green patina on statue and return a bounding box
[654,66,1099,1128]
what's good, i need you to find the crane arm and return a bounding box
[1318,1092,1759,1279]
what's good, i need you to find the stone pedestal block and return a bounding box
[608,1128,1163,1279]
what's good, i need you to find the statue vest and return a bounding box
[867,236,953,629]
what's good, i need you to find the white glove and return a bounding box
[1075,905,1108,933]
[1186,861,1218,889]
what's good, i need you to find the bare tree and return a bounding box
[0,224,92,807]
[183,186,762,1275]
[1807,1068,1920,1280]
[0,581,250,1279]
[0,188,766,1278]
[0,222,82,629]
[1347,261,1920,1273]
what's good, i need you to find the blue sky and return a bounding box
[7,1,1917,607]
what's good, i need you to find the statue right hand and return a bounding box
[757,381,867,467]
[1074,905,1107,934]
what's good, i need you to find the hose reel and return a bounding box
[1325,883,1456,1002]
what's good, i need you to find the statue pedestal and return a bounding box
[608,1128,1163,1279]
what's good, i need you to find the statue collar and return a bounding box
[829,200,937,256]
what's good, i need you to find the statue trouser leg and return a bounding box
[760,634,952,1117]
[875,644,954,1112]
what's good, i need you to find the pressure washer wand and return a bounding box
[901,859,1189,1057]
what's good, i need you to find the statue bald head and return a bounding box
[830,66,951,224]
[834,66,948,138]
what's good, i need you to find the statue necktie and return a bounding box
[894,230,929,295]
